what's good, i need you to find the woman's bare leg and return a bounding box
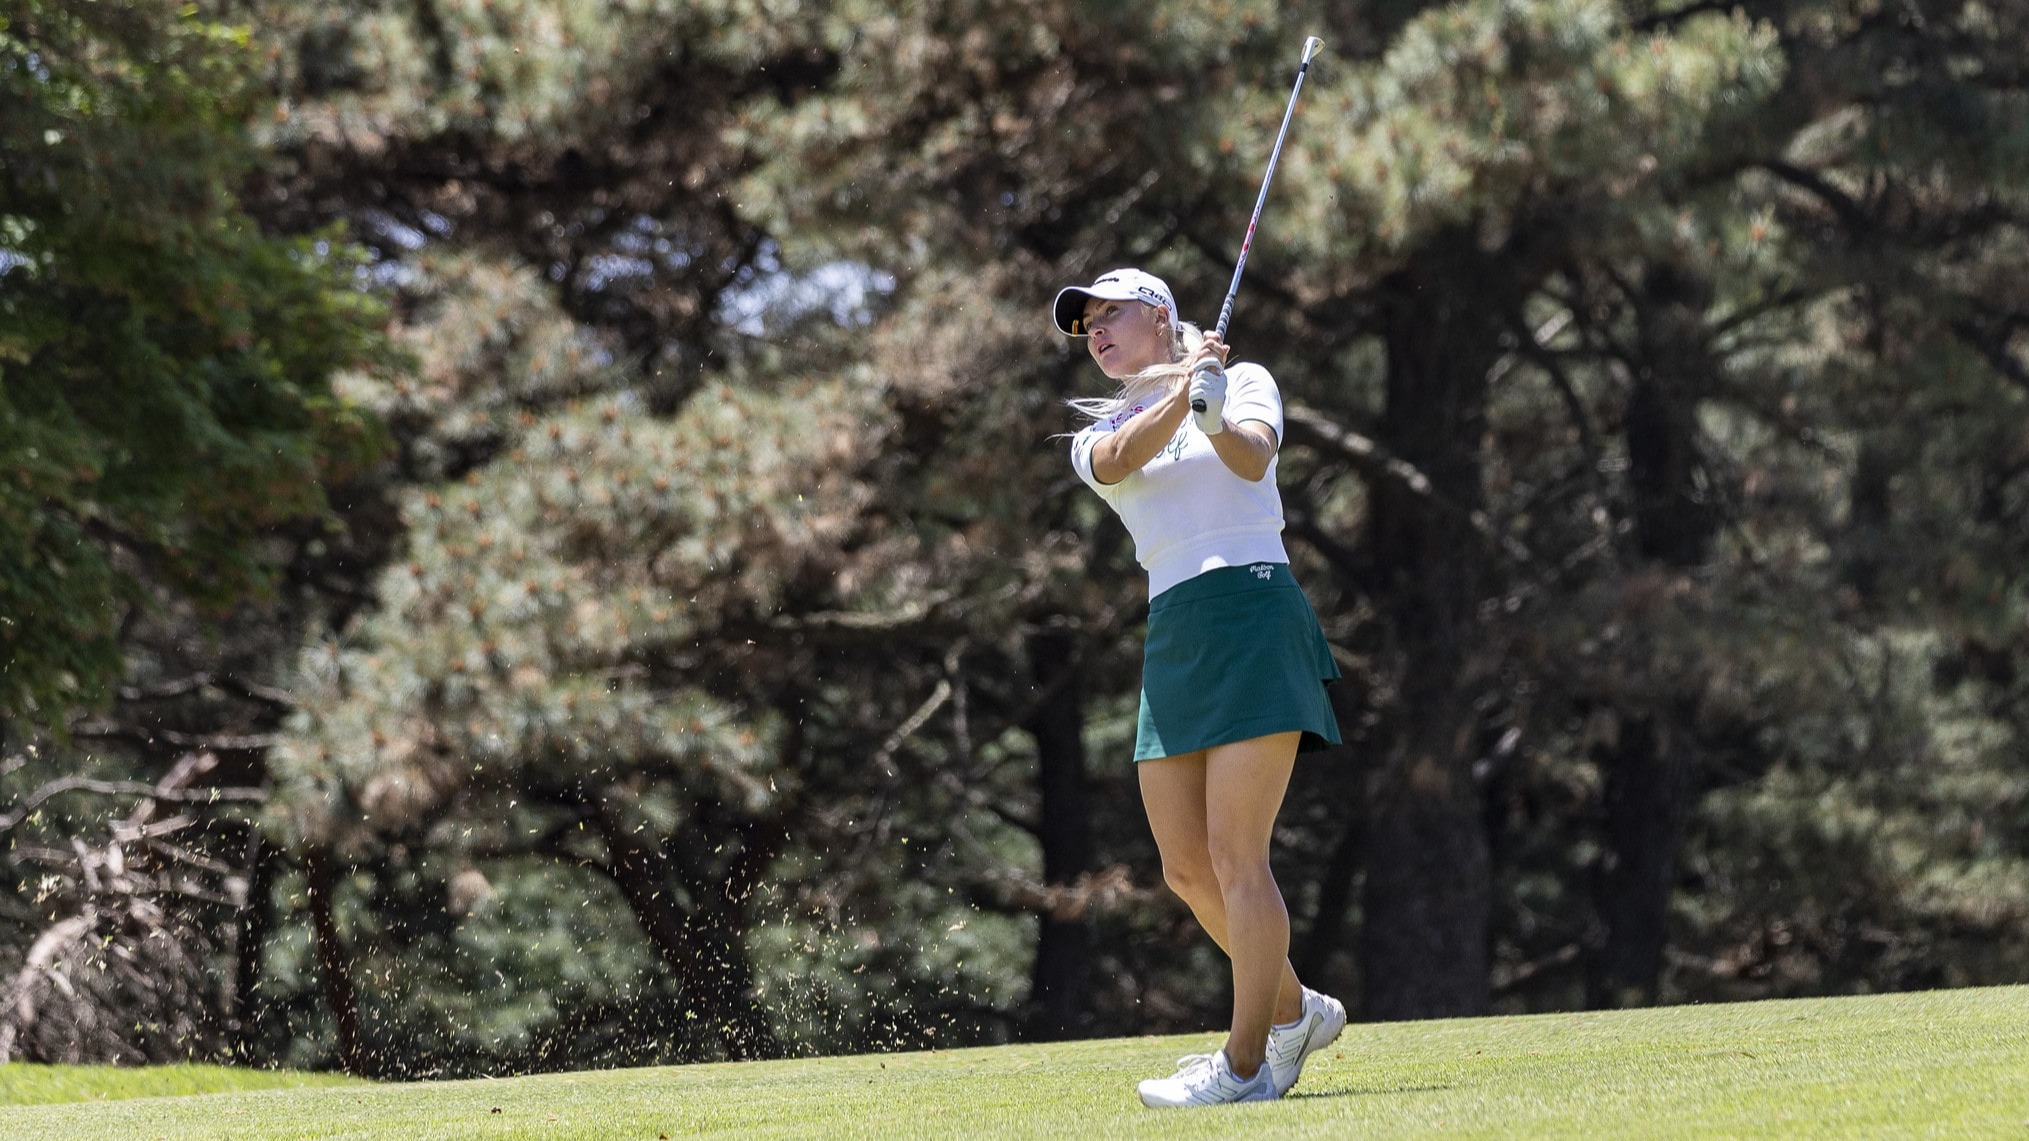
[1201,731,1301,1077]
[1138,734,1305,1076]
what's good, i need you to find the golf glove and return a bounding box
[1189,359,1226,435]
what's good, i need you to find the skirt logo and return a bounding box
[1250,564,1273,580]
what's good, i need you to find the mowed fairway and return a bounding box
[3,985,2024,1139]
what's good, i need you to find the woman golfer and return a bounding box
[1053,268,1347,1106]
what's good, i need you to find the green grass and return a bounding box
[0,1062,361,1107]
[3,985,2025,1138]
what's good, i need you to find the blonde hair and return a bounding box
[1066,305,1207,423]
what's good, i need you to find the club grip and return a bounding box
[1191,399,1207,413]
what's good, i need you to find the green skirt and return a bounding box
[1134,562,1342,761]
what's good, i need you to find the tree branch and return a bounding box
[64,723,279,752]
[1951,318,2029,395]
[0,778,266,835]
[117,672,296,710]
[1284,402,1535,566]
[1754,159,1874,236]
[0,909,99,1063]
[1282,402,1433,498]
[769,590,954,634]
[1710,287,1811,342]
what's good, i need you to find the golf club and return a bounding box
[1195,35,1324,413]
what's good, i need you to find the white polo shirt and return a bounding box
[1069,362,1289,597]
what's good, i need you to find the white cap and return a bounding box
[1051,268,1178,336]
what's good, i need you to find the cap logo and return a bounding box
[1094,273,1170,314]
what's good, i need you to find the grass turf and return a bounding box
[1,984,2023,1138]
[0,1062,361,1106]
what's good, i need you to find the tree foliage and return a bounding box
[0,0,385,721]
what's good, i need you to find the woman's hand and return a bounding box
[1186,332,1233,435]
[1193,328,1225,369]
[1186,332,1232,376]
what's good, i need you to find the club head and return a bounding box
[1302,36,1325,65]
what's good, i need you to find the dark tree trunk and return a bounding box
[1625,266,1719,566]
[1361,227,1501,1020]
[1293,808,1363,986]
[1845,440,1894,604]
[229,833,277,1062]
[1589,265,1723,1006]
[1292,680,1366,990]
[670,819,781,1059]
[1021,628,1093,1039]
[1587,712,1692,1007]
[596,806,780,1060]
[304,847,373,1076]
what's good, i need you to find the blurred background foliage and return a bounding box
[1,0,2025,1076]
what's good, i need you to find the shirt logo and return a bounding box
[1251,564,1273,581]
[1104,404,1147,432]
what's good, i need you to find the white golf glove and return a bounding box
[1188,359,1226,435]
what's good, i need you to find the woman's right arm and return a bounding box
[1089,379,1192,485]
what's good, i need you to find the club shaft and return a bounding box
[1213,38,1321,344]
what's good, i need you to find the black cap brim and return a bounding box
[1052,287,1097,336]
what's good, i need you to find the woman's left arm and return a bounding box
[1186,332,1278,482]
[1207,419,1277,482]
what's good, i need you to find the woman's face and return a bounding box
[1082,297,1170,379]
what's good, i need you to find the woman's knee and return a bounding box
[1160,856,1219,905]
[1205,837,1274,893]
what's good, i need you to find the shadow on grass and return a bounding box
[1285,1084,1454,1101]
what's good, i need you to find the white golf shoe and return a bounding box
[1136,1048,1278,1107]
[1264,986,1347,1095]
